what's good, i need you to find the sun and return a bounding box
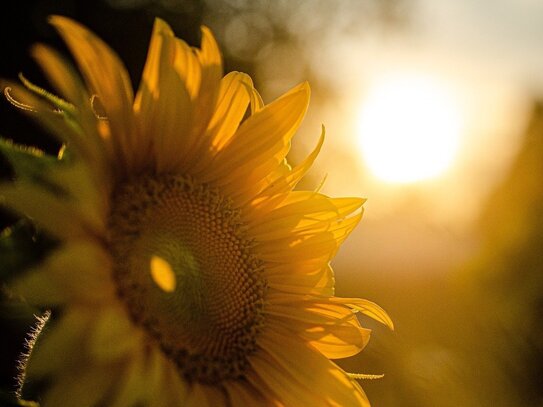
[357,74,462,184]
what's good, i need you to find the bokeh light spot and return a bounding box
[150,255,176,293]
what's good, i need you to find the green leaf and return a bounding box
[0,219,57,280]
[18,73,76,117]
[0,139,67,197]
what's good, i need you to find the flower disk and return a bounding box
[1,15,393,407]
[109,174,265,383]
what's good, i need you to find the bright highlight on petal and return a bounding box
[150,255,176,293]
[357,73,462,184]
[1,16,391,407]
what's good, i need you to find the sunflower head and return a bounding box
[108,173,266,383]
[1,16,392,407]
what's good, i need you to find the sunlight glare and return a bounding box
[357,74,462,184]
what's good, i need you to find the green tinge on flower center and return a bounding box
[108,174,266,383]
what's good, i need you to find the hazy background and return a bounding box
[1,0,543,405]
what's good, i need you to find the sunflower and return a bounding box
[1,16,393,407]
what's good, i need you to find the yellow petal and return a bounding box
[1,83,111,215]
[88,305,142,362]
[188,26,223,143]
[250,126,325,211]
[265,297,372,360]
[42,364,120,407]
[31,45,113,176]
[185,382,225,407]
[249,85,265,113]
[49,15,135,172]
[110,348,187,407]
[186,71,253,174]
[251,352,324,406]
[255,327,370,407]
[267,316,370,359]
[146,349,170,407]
[330,297,395,330]
[303,324,371,359]
[257,210,362,261]
[2,81,109,173]
[199,82,310,192]
[207,72,252,151]
[134,18,192,172]
[256,230,338,263]
[31,44,86,108]
[265,264,334,296]
[0,181,101,239]
[250,193,364,240]
[108,354,147,407]
[226,380,269,406]
[173,36,202,100]
[265,299,357,325]
[10,241,113,307]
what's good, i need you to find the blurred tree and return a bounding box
[334,103,543,407]
[465,101,543,406]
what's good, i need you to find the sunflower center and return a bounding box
[108,174,266,383]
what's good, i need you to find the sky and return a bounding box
[240,0,543,277]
